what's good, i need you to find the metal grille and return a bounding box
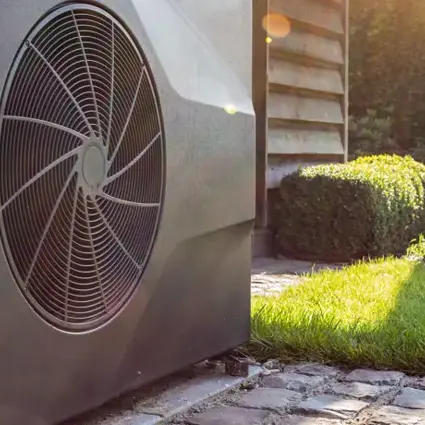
[0,4,165,331]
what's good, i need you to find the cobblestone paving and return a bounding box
[176,362,425,425]
[237,259,425,424]
[183,259,425,424]
[251,257,343,296]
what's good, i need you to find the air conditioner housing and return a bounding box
[0,1,255,424]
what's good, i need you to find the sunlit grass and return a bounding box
[249,257,425,373]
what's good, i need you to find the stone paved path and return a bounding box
[172,362,425,425]
[177,258,425,424]
[251,257,342,296]
[74,257,419,425]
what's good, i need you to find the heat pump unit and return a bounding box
[0,1,255,423]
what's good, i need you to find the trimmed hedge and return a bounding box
[277,155,425,262]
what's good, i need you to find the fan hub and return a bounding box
[81,144,106,189]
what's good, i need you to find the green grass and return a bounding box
[249,257,425,374]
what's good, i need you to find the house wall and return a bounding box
[253,0,349,229]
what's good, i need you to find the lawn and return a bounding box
[249,257,425,374]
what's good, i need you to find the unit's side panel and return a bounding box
[343,0,349,162]
[266,0,347,189]
[253,0,269,228]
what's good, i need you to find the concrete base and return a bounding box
[67,363,262,425]
[252,228,274,258]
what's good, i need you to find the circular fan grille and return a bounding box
[0,4,165,331]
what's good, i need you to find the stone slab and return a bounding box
[264,372,326,393]
[330,382,392,400]
[296,395,369,419]
[285,363,340,378]
[394,388,425,409]
[345,369,404,386]
[187,406,269,425]
[75,413,161,425]
[261,368,281,377]
[404,377,425,390]
[263,359,282,370]
[369,406,425,425]
[251,257,341,275]
[275,417,342,425]
[137,366,262,418]
[237,388,302,412]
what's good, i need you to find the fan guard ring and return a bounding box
[0,4,165,332]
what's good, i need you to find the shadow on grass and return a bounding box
[247,260,425,374]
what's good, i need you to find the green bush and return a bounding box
[277,155,425,262]
[349,109,395,158]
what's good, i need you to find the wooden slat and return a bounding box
[268,126,344,155]
[253,0,269,227]
[269,0,344,34]
[343,0,349,162]
[267,158,334,188]
[315,0,343,6]
[269,58,344,95]
[252,228,273,257]
[270,30,343,65]
[318,0,343,6]
[315,0,343,8]
[268,92,343,124]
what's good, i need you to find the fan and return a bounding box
[0,4,165,331]
[0,1,254,423]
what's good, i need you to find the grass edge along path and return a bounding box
[249,257,425,374]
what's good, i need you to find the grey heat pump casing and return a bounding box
[0,1,255,424]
